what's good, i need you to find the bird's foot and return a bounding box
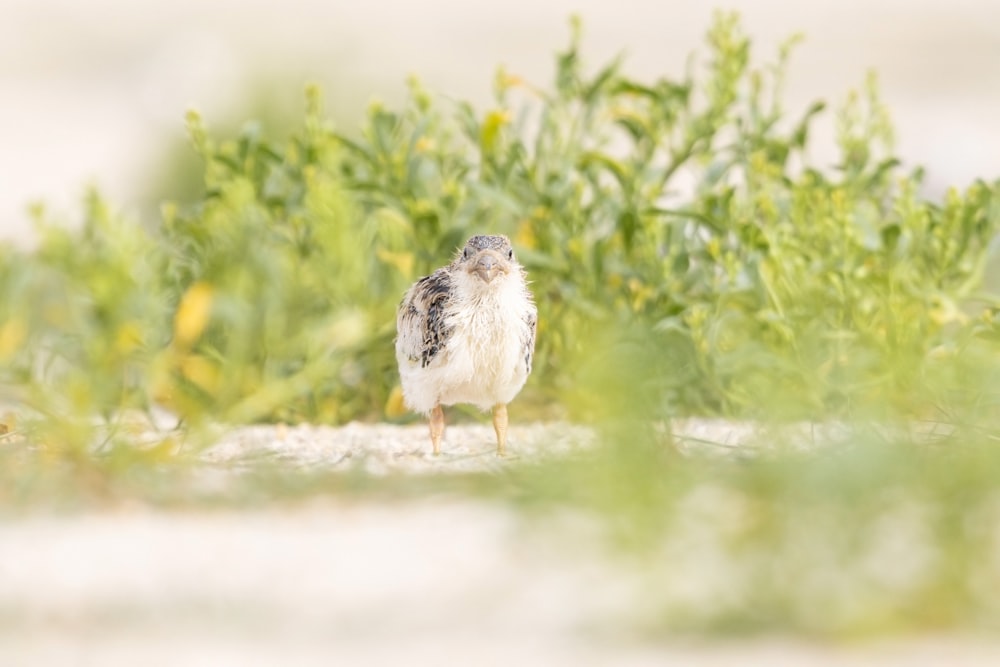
[429,404,445,456]
[492,403,508,460]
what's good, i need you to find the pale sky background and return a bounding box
[2,0,999,243]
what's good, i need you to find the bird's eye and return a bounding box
[463,247,473,260]
[507,249,514,260]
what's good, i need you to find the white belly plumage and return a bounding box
[397,305,531,414]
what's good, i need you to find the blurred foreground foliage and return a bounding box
[2,11,1000,638]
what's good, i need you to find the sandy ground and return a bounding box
[3,503,1000,667]
[2,420,998,666]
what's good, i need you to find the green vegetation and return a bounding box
[2,11,1000,637]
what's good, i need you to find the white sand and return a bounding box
[2,420,999,665]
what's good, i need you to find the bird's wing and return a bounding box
[522,306,537,374]
[396,269,454,369]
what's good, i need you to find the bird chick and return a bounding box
[395,235,537,456]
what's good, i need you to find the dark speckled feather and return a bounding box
[523,310,536,373]
[397,268,454,368]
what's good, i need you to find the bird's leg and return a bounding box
[429,404,445,456]
[492,403,508,457]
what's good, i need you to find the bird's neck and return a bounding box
[454,274,522,309]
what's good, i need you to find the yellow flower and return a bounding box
[375,249,415,278]
[180,354,221,393]
[514,219,537,250]
[115,321,143,354]
[174,282,214,346]
[499,72,523,89]
[0,318,26,360]
[385,385,408,418]
[480,109,511,152]
[414,137,435,154]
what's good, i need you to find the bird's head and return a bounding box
[455,235,518,285]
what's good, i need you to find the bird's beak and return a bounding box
[471,251,506,283]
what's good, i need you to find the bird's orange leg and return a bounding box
[429,404,445,456]
[492,403,508,457]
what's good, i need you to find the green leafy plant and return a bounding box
[1,10,999,444]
